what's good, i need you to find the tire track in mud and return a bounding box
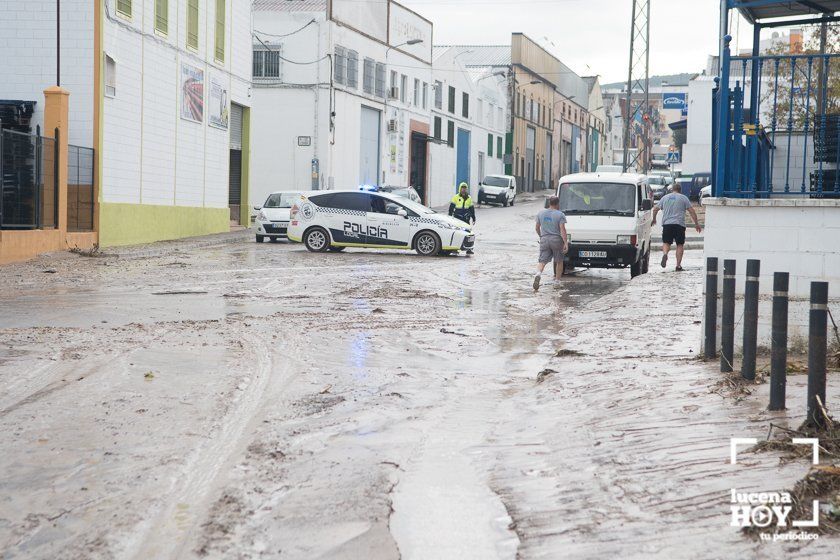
[123,331,282,560]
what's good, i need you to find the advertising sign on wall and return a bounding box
[208,73,229,130]
[331,0,387,43]
[180,63,204,123]
[388,2,433,63]
[662,93,687,110]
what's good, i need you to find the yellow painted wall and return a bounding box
[98,203,229,247]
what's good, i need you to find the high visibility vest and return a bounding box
[451,195,473,209]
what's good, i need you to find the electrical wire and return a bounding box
[253,33,330,65]
[253,19,317,39]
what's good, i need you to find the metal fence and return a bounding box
[0,128,57,229]
[714,42,840,198]
[67,144,95,232]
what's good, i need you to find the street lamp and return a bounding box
[382,38,424,184]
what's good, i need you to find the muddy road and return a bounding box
[0,198,836,559]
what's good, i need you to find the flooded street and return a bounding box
[1,198,837,559]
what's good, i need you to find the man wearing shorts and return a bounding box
[533,196,569,291]
[652,182,701,271]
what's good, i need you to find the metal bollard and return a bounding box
[721,259,736,373]
[807,282,829,427]
[741,260,760,381]
[705,257,719,360]
[769,272,789,411]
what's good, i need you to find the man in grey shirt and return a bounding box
[533,196,569,291]
[652,182,701,271]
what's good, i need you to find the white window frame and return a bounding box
[104,53,116,97]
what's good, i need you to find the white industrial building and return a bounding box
[427,47,507,208]
[250,0,435,205]
[1,0,254,246]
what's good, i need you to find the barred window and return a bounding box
[334,46,346,85]
[346,50,358,89]
[253,49,280,78]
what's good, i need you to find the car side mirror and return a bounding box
[398,209,408,218]
[253,206,262,211]
[641,199,653,211]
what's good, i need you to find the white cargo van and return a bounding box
[554,172,653,278]
[478,174,517,206]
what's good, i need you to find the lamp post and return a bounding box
[382,38,423,185]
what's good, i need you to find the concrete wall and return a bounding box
[0,0,94,147]
[704,198,840,350]
[99,0,252,245]
[682,78,715,175]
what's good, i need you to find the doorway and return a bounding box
[409,132,428,203]
[229,103,244,225]
[526,125,536,192]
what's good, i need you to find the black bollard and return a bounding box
[721,259,736,373]
[741,260,760,381]
[769,272,789,411]
[705,257,719,360]
[807,282,829,427]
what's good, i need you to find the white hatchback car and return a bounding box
[288,190,475,256]
[253,191,304,242]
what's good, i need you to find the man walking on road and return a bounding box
[449,182,476,254]
[533,195,568,291]
[652,182,701,271]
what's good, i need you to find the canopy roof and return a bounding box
[737,0,840,23]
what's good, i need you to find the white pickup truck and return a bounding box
[554,172,653,279]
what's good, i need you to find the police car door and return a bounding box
[324,192,370,245]
[366,194,411,248]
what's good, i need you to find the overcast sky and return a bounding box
[400,0,751,83]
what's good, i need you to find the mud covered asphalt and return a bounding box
[0,198,838,559]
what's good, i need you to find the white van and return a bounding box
[555,172,653,278]
[478,174,517,206]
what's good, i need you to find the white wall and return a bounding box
[101,0,252,209]
[704,199,840,350]
[682,78,715,175]
[0,0,94,147]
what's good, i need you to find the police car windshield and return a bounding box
[388,195,434,215]
[559,182,635,217]
[263,193,298,208]
[482,176,509,187]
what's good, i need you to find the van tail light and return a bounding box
[290,204,299,220]
[631,235,637,246]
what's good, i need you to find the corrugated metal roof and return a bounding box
[737,0,840,22]
[436,45,511,68]
[253,0,326,12]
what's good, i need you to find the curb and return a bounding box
[105,229,253,259]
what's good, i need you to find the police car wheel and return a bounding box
[414,232,441,256]
[304,227,330,252]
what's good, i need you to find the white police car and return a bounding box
[287,190,475,256]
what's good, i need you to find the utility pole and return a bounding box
[622,0,650,174]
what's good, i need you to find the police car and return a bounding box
[287,190,475,256]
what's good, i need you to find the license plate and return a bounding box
[579,250,607,258]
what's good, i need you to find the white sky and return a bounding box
[400,0,756,83]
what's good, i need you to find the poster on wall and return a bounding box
[208,73,229,130]
[180,63,205,123]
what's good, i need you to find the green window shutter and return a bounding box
[187,0,199,50]
[497,137,503,159]
[487,134,493,157]
[215,0,226,62]
[155,0,168,34]
[116,0,132,17]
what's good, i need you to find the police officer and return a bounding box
[449,182,476,254]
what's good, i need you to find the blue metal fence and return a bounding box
[714,35,840,198]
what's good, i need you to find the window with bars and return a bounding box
[347,50,358,88]
[214,0,225,62]
[363,58,375,94]
[116,0,131,17]
[434,81,442,109]
[187,0,199,50]
[155,0,168,34]
[375,63,386,98]
[253,49,280,79]
[334,46,346,85]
